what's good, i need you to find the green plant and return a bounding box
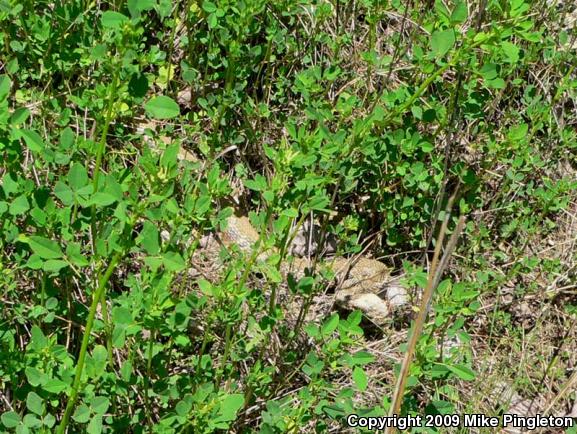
[1,0,576,432]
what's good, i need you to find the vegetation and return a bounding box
[0,0,576,432]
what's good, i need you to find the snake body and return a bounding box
[219,211,408,323]
[147,139,409,322]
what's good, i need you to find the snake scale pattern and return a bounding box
[216,208,409,324]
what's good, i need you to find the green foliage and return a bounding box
[0,0,575,432]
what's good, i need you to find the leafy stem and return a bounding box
[90,67,120,252]
[56,248,124,434]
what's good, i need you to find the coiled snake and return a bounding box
[215,208,409,324]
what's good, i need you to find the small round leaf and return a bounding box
[144,96,180,119]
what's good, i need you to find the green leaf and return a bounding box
[264,188,275,201]
[352,366,368,391]
[510,0,530,17]
[280,208,299,218]
[112,326,127,348]
[23,414,42,428]
[508,123,528,142]
[30,208,47,225]
[450,2,467,24]
[28,236,64,259]
[434,1,450,20]
[101,11,128,29]
[479,63,498,80]
[20,129,45,152]
[445,363,476,381]
[160,143,180,168]
[43,259,69,273]
[307,195,330,212]
[162,251,186,272]
[120,361,132,381]
[427,400,455,415]
[89,192,118,207]
[176,398,192,417]
[321,403,347,418]
[72,404,91,423]
[486,78,506,89]
[0,75,11,101]
[104,175,124,201]
[202,1,217,13]
[420,141,434,153]
[54,181,74,205]
[127,0,155,16]
[42,378,68,394]
[44,413,56,428]
[112,307,133,325]
[347,310,362,325]
[430,29,455,57]
[68,163,88,190]
[91,345,108,374]
[501,41,520,63]
[10,107,30,125]
[157,0,172,19]
[59,127,75,149]
[1,411,20,428]
[30,325,47,351]
[208,13,217,28]
[91,397,110,415]
[45,297,58,310]
[66,243,89,267]
[198,279,216,297]
[1,173,19,196]
[352,351,375,366]
[217,394,244,422]
[321,313,339,336]
[194,194,211,215]
[26,255,44,271]
[9,40,23,52]
[9,194,29,216]
[137,221,160,254]
[144,96,180,119]
[25,367,47,387]
[303,323,320,339]
[26,392,43,416]
[243,174,268,192]
[261,262,282,283]
[17,423,31,433]
[87,415,103,434]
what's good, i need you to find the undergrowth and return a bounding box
[0,0,576,433]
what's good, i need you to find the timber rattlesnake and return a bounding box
[213,207,409,324]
